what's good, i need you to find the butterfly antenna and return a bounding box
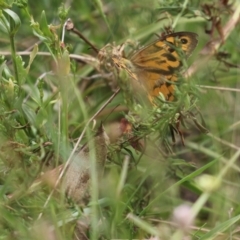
[64,18,99,54]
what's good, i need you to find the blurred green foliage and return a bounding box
[0,0,240,239]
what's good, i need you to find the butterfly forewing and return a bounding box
[130,32,198,101]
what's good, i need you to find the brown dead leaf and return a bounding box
[63,124,109,203]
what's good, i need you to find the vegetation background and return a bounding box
[1,0,240,239]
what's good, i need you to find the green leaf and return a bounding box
[39,10,53,38]
[0,10,10,33]
[15,55,27,84]
[0,59,13,80]
[22,103,36,126]
[2,8,21,35]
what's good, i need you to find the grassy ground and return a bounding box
[1,0,240,239]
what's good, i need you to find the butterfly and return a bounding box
[111,32,198,103]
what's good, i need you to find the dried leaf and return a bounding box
[64,124,109,203]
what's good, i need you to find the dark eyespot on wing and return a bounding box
[181,38,188,44]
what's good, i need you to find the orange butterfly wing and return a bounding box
[130,32,198,101]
